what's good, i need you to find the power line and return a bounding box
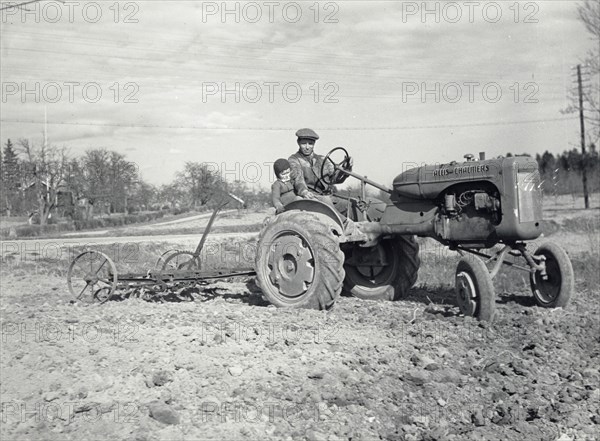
[2,66,571,92]
[0,0,39,11]
[1,116,578,131]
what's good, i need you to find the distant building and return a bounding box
[22,179,75,220]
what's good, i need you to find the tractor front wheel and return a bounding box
[455,256,495,321]
[255,211,345,310]
[343,236,420,301]
[530,242,574,308]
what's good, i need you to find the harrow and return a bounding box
[67,197,256,303]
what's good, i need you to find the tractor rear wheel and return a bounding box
[530,242,574,308]
[455,256,495,321]
[255,211,345,310]
[343,236,420,301]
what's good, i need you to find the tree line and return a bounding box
[0,138,269,225]
[2,135,598,226]
[535,145,600,196]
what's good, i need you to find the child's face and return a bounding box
[279,168,291,182]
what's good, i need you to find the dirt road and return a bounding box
[1,231,258,248]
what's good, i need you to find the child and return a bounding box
[271,158,312,213]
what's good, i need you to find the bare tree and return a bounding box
[17,138,69,225]
[108,151,137,213]
[76,149,141,215]
[175,162,224,208]
[83,149,111,197]
[564,1,600,141]
[129,181,157,212]
[578,0,600,39]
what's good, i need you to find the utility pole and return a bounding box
[576,64,590,209]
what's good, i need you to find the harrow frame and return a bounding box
[67,197,256,303]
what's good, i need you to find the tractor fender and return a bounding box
[283,199,344,233]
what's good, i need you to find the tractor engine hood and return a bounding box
[393,156,536,199]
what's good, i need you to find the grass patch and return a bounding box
[541,220,561,236]
[414,235,599,297]
[570,251,600,292]
[559,215,600,234]
[542,212,600,237]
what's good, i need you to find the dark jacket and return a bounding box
[288,150,349,194]
[271,179,308,213]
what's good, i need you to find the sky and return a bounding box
[1,0,597,190]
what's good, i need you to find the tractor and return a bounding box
[254,148,574,321]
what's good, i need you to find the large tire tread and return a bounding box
[343,235,420,301]
[255,211,344,310]
[393,235,421,301]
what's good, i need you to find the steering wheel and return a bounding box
[321,147,351,186]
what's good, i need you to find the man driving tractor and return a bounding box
[287,128,354,221]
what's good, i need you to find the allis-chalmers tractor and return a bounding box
[255,148,574,321]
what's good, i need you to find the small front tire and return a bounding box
[455,256,495,321]
[530,242,574,308]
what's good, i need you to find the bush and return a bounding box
[1,222,75,238]
[73,210,170,230]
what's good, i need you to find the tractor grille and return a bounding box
[517,170,541,223]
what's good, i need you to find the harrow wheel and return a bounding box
[160,251,201,271]
[67,251,118,303]
[155,250,177,270]
[156,250,186,270]
[455,255,495,321]
[93,287,112,304]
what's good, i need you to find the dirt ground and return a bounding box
[1,196,598,441]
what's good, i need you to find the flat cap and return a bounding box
[295,128,319,141]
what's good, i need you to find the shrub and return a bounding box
[1,222,75,238]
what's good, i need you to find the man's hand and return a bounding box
[303,192,316,199]
[343,156,353,170]
[326,156,352,185]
